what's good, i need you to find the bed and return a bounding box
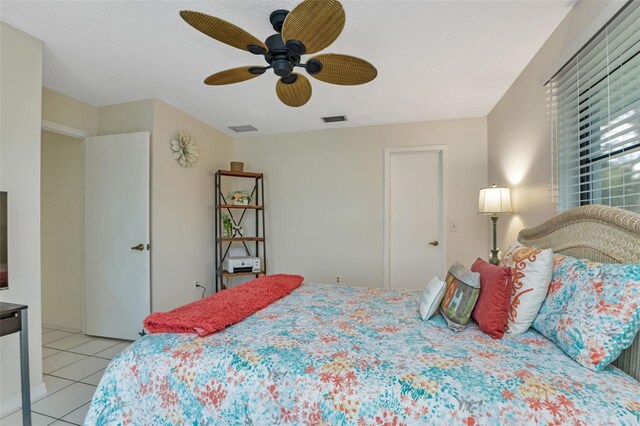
[85,205,640,425]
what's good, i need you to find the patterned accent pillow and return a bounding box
[499,242,553,334]
[533,255,640,371]
[439,262,480,332]
[419,275,446,320]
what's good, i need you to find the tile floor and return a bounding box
[1,326,132,426]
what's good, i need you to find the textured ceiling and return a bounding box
[0,0,575,137]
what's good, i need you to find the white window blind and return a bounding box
[550,0,640,213]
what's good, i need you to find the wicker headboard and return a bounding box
[517,205,640,381]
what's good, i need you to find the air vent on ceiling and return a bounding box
[228,125,258,133]
[321,115,348,123]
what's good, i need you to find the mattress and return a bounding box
[85,284,640,425]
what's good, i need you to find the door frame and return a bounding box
[383,145,447,289]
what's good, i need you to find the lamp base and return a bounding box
[489,249,500,265]
[489,216,500,265]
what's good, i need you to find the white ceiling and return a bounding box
[1,0,575,137]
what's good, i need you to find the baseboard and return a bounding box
[0,382,47,417]
[42,318,83,333]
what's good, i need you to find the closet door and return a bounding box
[85,132,150,340]
[384,146,446,290]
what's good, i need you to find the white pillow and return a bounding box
[499,242,553,334]
[420,275,446,320]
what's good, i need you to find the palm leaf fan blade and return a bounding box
[180,10,266,53]
[309,54,377,85]
[281,0,345,54]
[276,73,312,107]
[204,67,264,85]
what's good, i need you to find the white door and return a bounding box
[385,147,445,290]
[85,132,150,340]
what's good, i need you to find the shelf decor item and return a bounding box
[170,130,199,167]
[222,213,233,238]
[229,191,252,205]
[478,184,513,265]
[230,162,244,172]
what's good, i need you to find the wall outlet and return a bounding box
[449,221,460,233]
[336,276,341,284]
[193,280,199,289]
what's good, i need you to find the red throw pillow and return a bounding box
[471,258,513,339]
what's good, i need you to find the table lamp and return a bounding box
[478,184,513,265]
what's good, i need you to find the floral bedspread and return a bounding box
[85,284,640,425]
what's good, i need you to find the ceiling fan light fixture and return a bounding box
[228,125,258,133]
[181,0,376,107]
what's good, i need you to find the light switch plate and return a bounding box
[449,221,460,233]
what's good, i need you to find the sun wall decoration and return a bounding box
[171,130,199,167]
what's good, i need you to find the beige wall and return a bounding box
[42,87,98,135]
[39,89,97,331]
[41,130,84,331]
[0,22,46,414]
[98,99,154,135]
[233,118,488,287]
[38,93,234,324]
[151,99,233,311]
[487,0,624,249]
[96,99,234,312]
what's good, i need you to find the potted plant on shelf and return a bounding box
[222,213,233,238]
[229,191,252,205]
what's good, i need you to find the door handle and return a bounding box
[429,240,439,246]
[130,243,144,251]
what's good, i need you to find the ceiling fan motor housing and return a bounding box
[264,33,303,78]
[273,59,294,77]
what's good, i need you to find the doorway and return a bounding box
[41,129,86,332]
[41,124,151,340]
[384,146,447,290]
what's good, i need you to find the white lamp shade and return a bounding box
[478,185,513,214]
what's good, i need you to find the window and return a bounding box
[550,0,640,213]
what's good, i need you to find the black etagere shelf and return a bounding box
[214,170,266,292]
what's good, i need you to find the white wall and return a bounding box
[487,0,625,248]
[41,130,84,331]
[0,22,47,414]
[233,118,488,287]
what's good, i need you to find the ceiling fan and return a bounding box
[180,0,377,107]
